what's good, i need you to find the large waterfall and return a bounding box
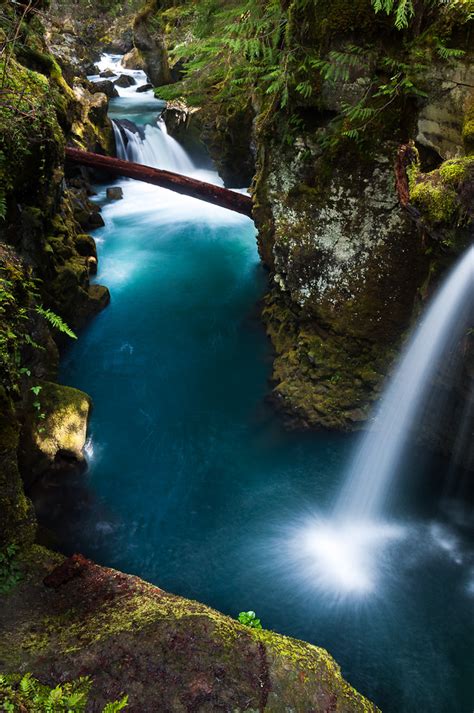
[336,245,474,520]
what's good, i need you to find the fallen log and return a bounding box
[65,147,253,218]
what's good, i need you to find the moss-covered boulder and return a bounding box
[0,547,378,712]
[19,382,92,487]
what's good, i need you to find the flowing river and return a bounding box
[34,55,474,712]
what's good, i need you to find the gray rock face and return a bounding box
[122,46,146,71]
[417,62,474,159]
[133,9,172,86]
[253,134,426,429]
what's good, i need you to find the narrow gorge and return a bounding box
[0,1,473,711]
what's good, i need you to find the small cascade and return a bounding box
[112,122,127,160]
[335,245,474,521]
[112,118,195,174]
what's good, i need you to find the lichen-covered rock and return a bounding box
[19,382,92,487]
[0,548,378,712]
[254,135,426,429]
[70,83,115,154]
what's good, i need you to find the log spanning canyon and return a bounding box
[65,147,254,218]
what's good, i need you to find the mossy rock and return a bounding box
[19,381,92,487]
[0,547,379,712]
[409,155,474,247]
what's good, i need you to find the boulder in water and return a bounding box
[86,256,98,276]
[122,47,146,71]
[99,68,115,79]
[85,63,100,76]
[90,80,118,99]
[75,234,97,259]
[106,186,124,201]
[136,83,153,93]
[114,74,136,88]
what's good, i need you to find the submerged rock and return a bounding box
[106,186,124,200]
[0,547,379,712]
[136,82,153,93]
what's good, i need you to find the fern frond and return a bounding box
[35,306,77,339]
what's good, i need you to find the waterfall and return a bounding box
[336,245,474,521]
[112,119,194,175]
[112,122,127,160]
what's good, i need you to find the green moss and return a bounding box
[409,154,473,226]
[438,156,473,185]
[410,179,457,223]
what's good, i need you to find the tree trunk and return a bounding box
[65,147,254,218]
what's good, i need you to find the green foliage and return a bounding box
[36,305,77,339]
[0,252,76,394]
[156,0,318,110]
[0,673,128,712]
[0,543,21,594]
[0,251,38,391]
[155,0,470,151]
[372,0,415,29]
[102,697,129,712]
[238,610,263,629]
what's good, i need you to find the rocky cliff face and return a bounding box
[0,2,111,545]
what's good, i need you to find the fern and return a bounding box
[372,0,415,28]
[435,40,465,60]
[103,696,129,712]
[35,305,77,339]
[0,674,128,711]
